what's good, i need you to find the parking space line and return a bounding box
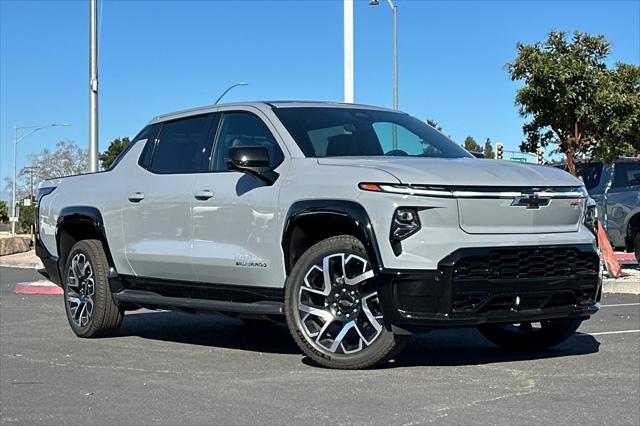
[601,303,640,307]
[579,330,640,336]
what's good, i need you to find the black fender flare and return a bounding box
[281,200,383,273]
[56,206,115,269]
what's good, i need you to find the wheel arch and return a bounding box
[56,206,115,274]
[281,200,383,275]
[625,209,640,252]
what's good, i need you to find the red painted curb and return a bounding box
[615,253,637,262]
[15,282,63,295]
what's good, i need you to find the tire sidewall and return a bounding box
[63,240,110,337]
[285,235,399,369]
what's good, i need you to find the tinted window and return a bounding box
[612,162,640,187]
[108,124,160,170]
[136,124,162,169]
[576,162,604,190]
[212,112,284,171]
[273,107,472,159]
[150,114,216,174]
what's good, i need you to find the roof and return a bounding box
[148,100,398,124]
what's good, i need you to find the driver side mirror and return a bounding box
[226,146,279,185]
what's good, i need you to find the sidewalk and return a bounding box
[603,265,640,295]
[0,250,43,269]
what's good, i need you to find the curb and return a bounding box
[14,281,63,295]
[615,252,637,262]
[602,280,640,295]
[0,262,43,269]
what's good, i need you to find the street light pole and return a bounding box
[11,126,17,236]
[10,124,70,236]
[392,1,398,111]
[214,83,248,105]
[370,0,398,109]
[344,0,354,103]
[89,0,99,173]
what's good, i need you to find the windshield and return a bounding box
[273,107,472,159]
[576,163,603,190]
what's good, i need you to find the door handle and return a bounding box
[194,190,214,201]
[128,192,145,203]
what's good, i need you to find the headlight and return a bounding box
[390,208,420,255]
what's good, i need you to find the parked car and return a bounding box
[36,102,601,369]
[557,159,640,262]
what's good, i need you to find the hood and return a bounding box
[316,157,583,187]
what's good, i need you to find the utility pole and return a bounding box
[344,0,354,103]
[89,0,99,172]
[23,166,38,237]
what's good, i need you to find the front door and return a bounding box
[122,113,218,281]
[191,110,286,287]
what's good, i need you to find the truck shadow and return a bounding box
[116,310,300,355]
[387,328,599,368]
[116,311,600,366]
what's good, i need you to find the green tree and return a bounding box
[0,200,9,223]
[18,203,35,233]
[426,119,443,132]
[100,137,130,170]
[507,30,640,175]
[483,138,495,159]
[463,136,482,153]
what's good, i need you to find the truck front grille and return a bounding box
[453,247,598,282]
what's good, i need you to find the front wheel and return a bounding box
[285,235,406,369]
[63,239,124,338]
[634,231,639,263]
[478,319,583,351]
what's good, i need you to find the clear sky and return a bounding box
[1,0,639,198]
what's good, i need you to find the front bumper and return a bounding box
[373,244,601,332]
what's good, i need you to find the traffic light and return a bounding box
[536,147,544,164]
[496,143,504,160]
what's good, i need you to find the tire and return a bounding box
[63,239,123,338]
[478,319,583,351]
[634,231,639,263]
[285,235,406,369]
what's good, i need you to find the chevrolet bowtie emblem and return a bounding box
[510,194,550,209]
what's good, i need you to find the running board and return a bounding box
[112,289,283,315]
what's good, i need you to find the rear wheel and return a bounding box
[478,319,582,351]
[63,239,123,338]
[285,235,406,369]
[634,231,639,263]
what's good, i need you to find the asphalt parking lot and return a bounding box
[1,267,639,425]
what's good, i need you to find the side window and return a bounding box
[149,114,216,174]
[212,112,284,172]
[612,163,640,187]
[136,124,162,169]
[108,124,160,170]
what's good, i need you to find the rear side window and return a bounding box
[109,124,160,170]
[136,124,162,169]
[150,114,217,174]
[612,162,640,187]
[212,112,284,171]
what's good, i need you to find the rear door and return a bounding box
[605,162,640,248]
[122,113,218,281]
